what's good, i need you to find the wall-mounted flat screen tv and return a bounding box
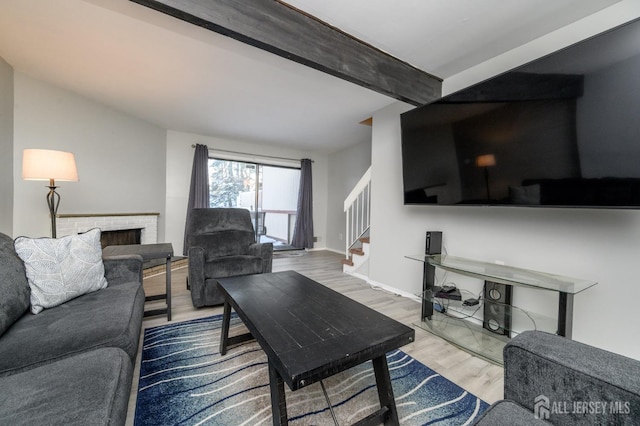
[401,17,640,208]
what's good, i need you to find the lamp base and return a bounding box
[46,179,60,238]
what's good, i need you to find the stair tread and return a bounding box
[359,237,370,243]
[349,248,365,256]
[340,258,354,266]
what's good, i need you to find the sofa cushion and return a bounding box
[14,229,108,314]
[0,347,132,426]
[472,400,552,426]
[0,277,144,377]
[0,233,31,337]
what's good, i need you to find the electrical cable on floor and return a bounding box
[320,380,340,426]
[368,284,401,297]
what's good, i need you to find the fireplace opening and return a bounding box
[99,228,142,249]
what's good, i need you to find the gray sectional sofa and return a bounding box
[474,330,640,425]
[0,232,145,425]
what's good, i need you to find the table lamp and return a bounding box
[22,149,79,238]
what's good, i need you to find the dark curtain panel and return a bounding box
[183,144,210,255]
[292,158,314,249]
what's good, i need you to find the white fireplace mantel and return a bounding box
[56,213,159,244]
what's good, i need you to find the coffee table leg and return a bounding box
[268,363,288,426]
[373,355,399,426]
[219,299,232,355]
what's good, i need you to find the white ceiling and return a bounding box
[0,0,621,152]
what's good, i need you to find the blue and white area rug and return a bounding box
[134,315,488,425]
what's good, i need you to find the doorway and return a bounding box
[208,158,300,251]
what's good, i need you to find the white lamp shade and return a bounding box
[22,149,79,181]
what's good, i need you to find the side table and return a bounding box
[103,243,174,321]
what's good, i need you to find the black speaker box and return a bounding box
[425,231,442,255]
[483,281,512,337]
[422,231,442,320]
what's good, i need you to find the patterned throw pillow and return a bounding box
[14,228,108,314]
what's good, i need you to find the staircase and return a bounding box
[342,167,371,276]
[341,235,370,274]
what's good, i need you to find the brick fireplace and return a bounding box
[56,213,159,244]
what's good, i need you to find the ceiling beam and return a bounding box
[130,0,442,106]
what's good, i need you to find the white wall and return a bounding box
[165,130,328,255]
[369,4,640,359]
[0,58,13,236]
[326,139,372,252]
[8,73,332,253]
[12,73,167,239]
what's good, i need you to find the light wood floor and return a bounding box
[126,250,503,424]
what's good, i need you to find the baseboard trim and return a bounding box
[365,278,421,303]
[318,247,346,255]
[347,271,369,282]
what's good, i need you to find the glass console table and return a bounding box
[406,254,597,364]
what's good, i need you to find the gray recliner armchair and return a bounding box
[186,208,273,307]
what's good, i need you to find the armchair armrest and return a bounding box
[103,255,143,286]
[248,242,273,273]
[504,330,640,423]
[188,247,207,308]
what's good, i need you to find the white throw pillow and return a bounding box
[14,228,108,314]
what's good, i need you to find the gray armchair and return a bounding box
[474,330,640,425]
[186,208,273,307]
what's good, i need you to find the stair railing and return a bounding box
[344,166,371,259]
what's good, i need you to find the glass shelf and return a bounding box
[414,287,556,364]
[405,254,597,294]
[406,253,597,364]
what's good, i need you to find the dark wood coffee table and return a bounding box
[217,270,415,426]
